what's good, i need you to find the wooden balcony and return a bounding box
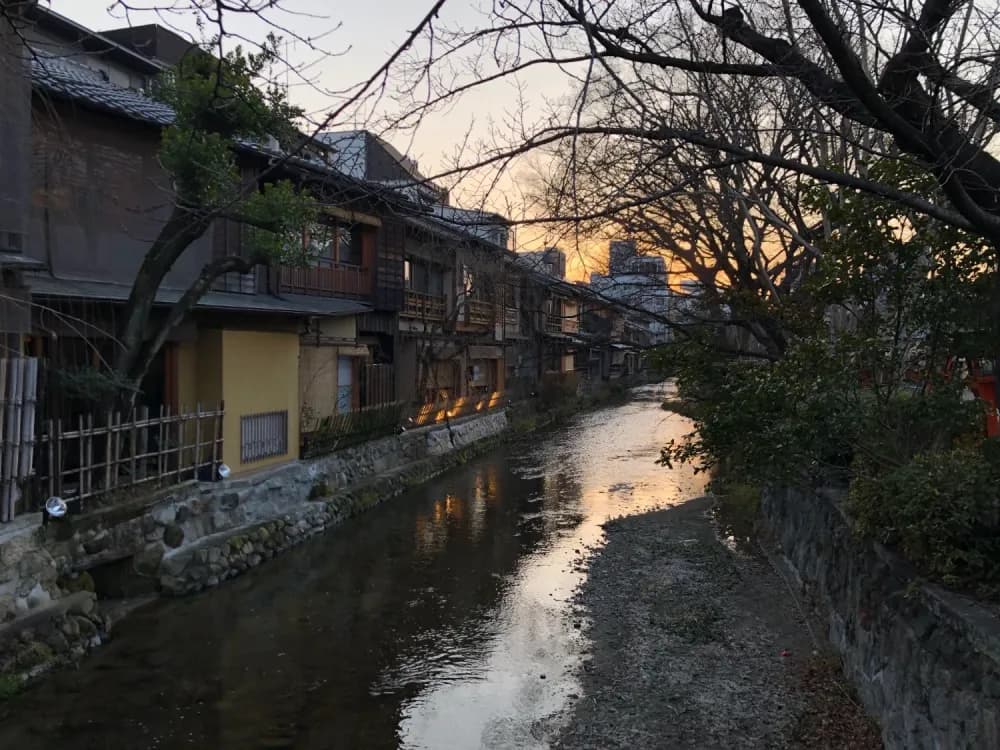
[466,299,495,327]
[545,311,579,335]
[279,260,371,298]
[402,290,447,321]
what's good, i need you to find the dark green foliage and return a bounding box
[538,372,580,410]
[308,481,331,501]
[665,161,1000,593]
[155,36,314,246]
[0,675,22,700]
[53,367,132,406]
[660,338,861,484]
[851,444,1000,593]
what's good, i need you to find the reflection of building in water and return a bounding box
[414,464,505,555]
[415,493,463,558]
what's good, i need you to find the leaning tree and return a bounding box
[389,0,1000,304]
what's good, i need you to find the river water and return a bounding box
[0,384,703,750]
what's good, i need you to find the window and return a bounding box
[304,222,364,266]
[337,224,364,266]
[427,268,444,297]
[405,259,444,296]
[337,356,354,412]
[304,223,335,262]
[240,411,289,463]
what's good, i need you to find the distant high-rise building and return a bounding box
[591,244,672,345]
[608,240,636,274]
[626,254,668,285]
[517,247,566,279]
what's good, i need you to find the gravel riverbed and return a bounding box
[553,496,882,749]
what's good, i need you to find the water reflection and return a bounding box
[0,384,703,750]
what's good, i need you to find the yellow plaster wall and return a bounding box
[194,329,223,409]
[300,345,338,431]
[175,340,199,412]
[221,329,300,473]
[316,316,357,340]
[299,342,371,429]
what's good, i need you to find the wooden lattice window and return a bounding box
[240,410,288,463]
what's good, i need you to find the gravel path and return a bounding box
[553,496,881,749]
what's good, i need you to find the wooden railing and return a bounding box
[279,260,371,298]
[466,299,495,327]
[402,290,447,321]
[28,405,224,516]
[545,312,580,335]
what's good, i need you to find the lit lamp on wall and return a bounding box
[44,496,67,518]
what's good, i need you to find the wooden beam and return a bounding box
[322,205,382,227]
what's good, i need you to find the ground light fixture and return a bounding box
[218,463,232,480]
[44,496,68,518]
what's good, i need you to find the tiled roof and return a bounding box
[31,52,174,126]
[28,51,512,256]
[26,275,371,318]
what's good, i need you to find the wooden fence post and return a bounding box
[85,413,93,499]
[0,359,9,522]
[104,410,113,494]
[137,405,148,480]
[78,414,85,504]
[158,404,166,480]
[54,418,63,500]
[193,403,201,478]
[47,418,55,501]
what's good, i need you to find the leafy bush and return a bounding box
[660,164,1000,594]
[660,339,860,484]
[538,372,579,410]
[0,675,22,701]
[850,443,1000,592]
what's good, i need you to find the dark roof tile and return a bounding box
[31,52,174,125]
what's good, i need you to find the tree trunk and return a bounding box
[111,206,220,410]
[119,254,261,411]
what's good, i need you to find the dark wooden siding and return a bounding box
[0,12,30,255]
[374,216,405,310]
[29,100,212,289]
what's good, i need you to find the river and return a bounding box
[0,383,703,749]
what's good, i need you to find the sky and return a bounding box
[46,0,611,278]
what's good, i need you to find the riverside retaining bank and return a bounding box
[0,409,510,684]
[761,486,1000,750]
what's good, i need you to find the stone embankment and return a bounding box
[0,410,509,685]
[762,486,1000,750]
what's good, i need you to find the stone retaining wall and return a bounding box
[761,486,1000,750]
[0,592,108,682]
[0,409,509,684]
